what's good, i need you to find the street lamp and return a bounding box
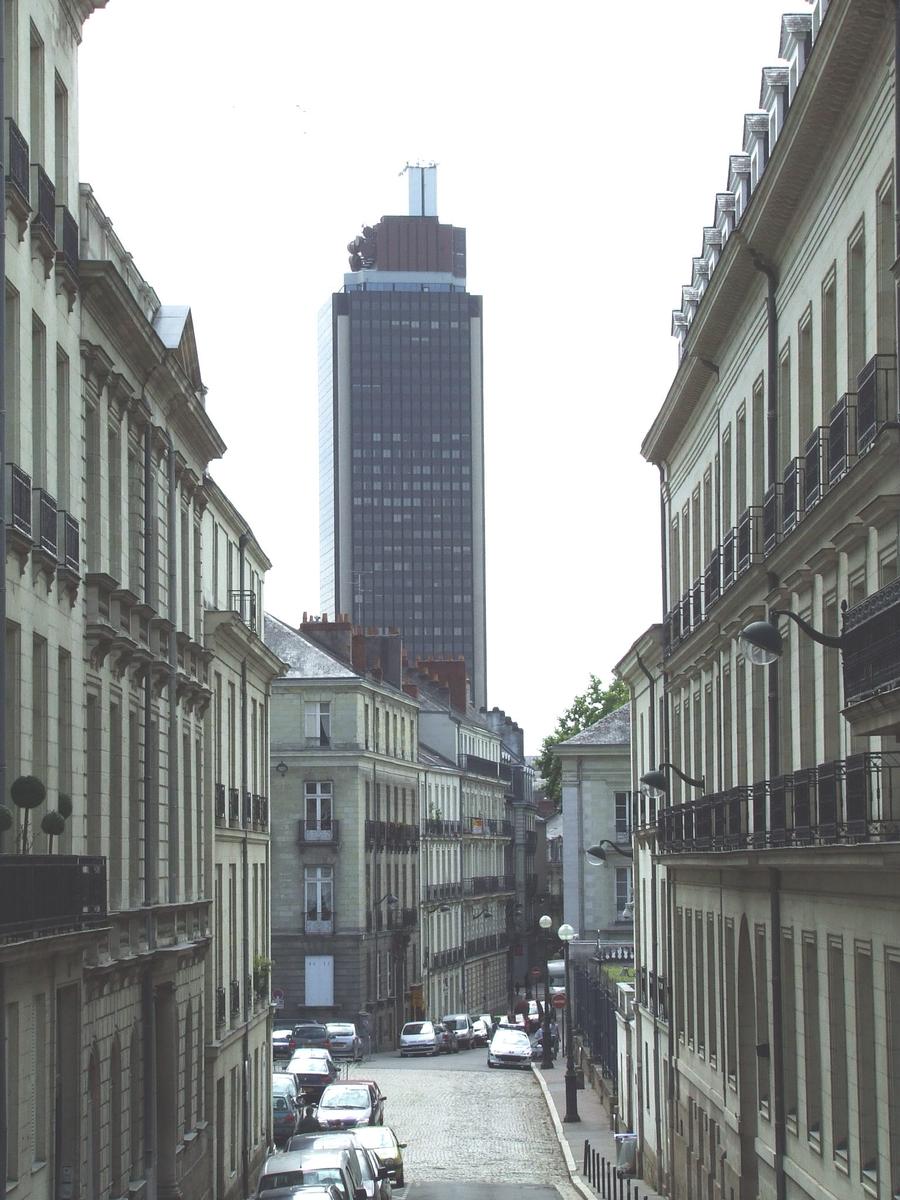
[558,922,580,1124]
[538,914,555,1071]
[585,840,634,863]
[739,608,844,666]
[639,761,705,799]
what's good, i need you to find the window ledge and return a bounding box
[30,1162,47,1176]
[833,1150,849,1176]
[786,1114,798,1137]
[807,1130,822,1155]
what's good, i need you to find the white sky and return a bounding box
[78,0,809,754]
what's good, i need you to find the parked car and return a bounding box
[398,1020,439,1056]
[272,1027,297,1061]
[470,1016,490,1046]
[353,1126,407,1189]
[284,1133,392,1200]
[293,1021,332,1050]
[258,1186,341,1200]
[256,1149,362,1199]
[271,1091,300,1145]
[487,1026,533,1069]
[286,1049,340,1099]
[277,1147,368,1200]
[273,1071,301,1107]
[326,1022,364,1061]
[441,1013,475,1048]
[316,1080,386,1128]
[433,1022,459,1054]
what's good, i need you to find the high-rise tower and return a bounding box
[319,167,487,706]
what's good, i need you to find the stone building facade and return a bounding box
[1,6,276,1196]
[621,3,900,1199]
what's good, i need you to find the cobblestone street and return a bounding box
[360,1055,582,1198]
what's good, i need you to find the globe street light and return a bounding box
[739,608,844,665]
[558,922,580,1124]
[538,914,555,1071]
[585,840,634,863]
[639,762,705,799]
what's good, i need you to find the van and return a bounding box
[441,1013,475,1048]
[399,1020,438,1056]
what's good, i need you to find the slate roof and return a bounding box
[418,743,458,770]
[263,614,357,680]
[555,702,630,748]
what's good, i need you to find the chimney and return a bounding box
[417,658,468,714]
[300,613,354,666]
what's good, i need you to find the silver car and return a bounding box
[327,1021,363,1061]
[398,1020,439,1056]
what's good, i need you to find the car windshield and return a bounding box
[260,1171,305,1191]
[322,1087,369,1108]
[328,1024,354,1035]
[494,1031,529,1048]
[302,1169,343,1188]
[402,1023,427,1035]
[356,1127,395,1149]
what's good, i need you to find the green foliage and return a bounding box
[41,811,66,837]
[536,675,629,805]
[10,775,46,810]
[58,793,73,819]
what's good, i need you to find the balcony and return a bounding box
[5,119,30,233]
[704,548,720,611]
[856,353,896,454]
[33,488,58,561]
[762,484,781,556]
[842,578,900,737]
[30,164,56,272]
[827,392,857,484]
[228,589,258,633]
[424,881,463,902]
[6,463,32,555]
[430,947,463,970]
[782,457,803,535]
[463,874,515,896]
[424,818,461,838]
[524,830,537,853]
[214,783,226,826]
[803,426,828,512]
[299,817,340,844]
[657,752,900,854]
[736,506,761,574]
[55,205,79,305]
[228,787,240,826]
[242,790,252,827]
[215,986,226,1028]
[461,753,500,779]
[0,855,107,944]
[305,912,333,934]
[597,942,634,963]
[364,819,418,851]
[252,794,269,830]
[466,932,507,958]
[57,511,80,574]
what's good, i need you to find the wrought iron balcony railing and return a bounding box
[215,985,226,1027]
[463,874,516,896]
[424,818,461,838]
[299,817,340,844]
[214,783,226,826]
[827,392,856,484]
[230,978,241,1017]
[424,881,463,902]
[55,205,78,279]
[6,463,32,541]
[461,753,500,779]
[252,793,269,829]
[0,855,106,942]
[228,787,240,826]
[6,119,29,203]
[31,164,55,239]
[33,488,57,557]
[842,578,900,713]
[656,752,900,854]
[57,511,79,572]
[228,589,258,632]
[856,353,896,453]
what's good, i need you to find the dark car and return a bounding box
[433,1023,459,1054]
[293,1021,332,1050]
[287,1050,340,1100]
[272,1091,300,1144]
[284,1133,392,1200]
[273,1027,298,1061]
[316,1080,386,1129]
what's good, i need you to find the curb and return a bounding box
[531,1064,595,1200]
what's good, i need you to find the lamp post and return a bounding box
[558,922,580,1123]
[738,608,844,665]
[538,914,555,1070]
[639,762,705,798]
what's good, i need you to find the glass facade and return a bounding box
[320,271,485,699]
[318,301,336,613]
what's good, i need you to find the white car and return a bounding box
[399,1020,439,1056]
[487,1026,533,1069]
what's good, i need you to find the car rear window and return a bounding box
[402,1022,427,1034]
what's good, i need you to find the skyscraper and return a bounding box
[319,166,487,706]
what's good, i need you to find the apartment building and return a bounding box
[1,6,277,1195]
[202,479,282,1200]
[622,3,900,1198]
[265,614,423,1052]
[411,661,513,1018]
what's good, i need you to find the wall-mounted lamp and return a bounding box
[275,761,288,777]
[739,609,844,666]
[639,761,705,800]
[585,840,634,864]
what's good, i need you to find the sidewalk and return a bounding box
[532,1059,665,1200]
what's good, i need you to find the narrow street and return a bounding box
[355,1051,582,1199]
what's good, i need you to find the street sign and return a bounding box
[529,966,543,980]
[272,988,285,1010]
[552,993,567,1009]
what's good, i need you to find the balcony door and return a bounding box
[305,865,333,933]
[305,781,333,841]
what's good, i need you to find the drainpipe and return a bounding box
[238,532,251,1200]
[894,1,900,417]
[0,5,8,1185]
[635,650,662,1186]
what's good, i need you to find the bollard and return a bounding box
[592,1148,599,1190]
[584,1140,590,1174]
[600,1157,606,1198]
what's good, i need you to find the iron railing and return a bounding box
[214,783,226,826]
[299,817,339,844]
[32,164,55,238]
[230,978,241,1017]
[215,986,226,1027]
[228,589,257,632]
[364,820,418,851]
[252,794,268,829]
[7,464,32,538]
[856,354,896,453]
[782,457,803,534]
[424,881,463,902]
[461,753,500,779]
[657,752,900,853]
[424,818,461,838]
[430,947,463,969]
[228,787,240,826]
[57,511,79,571]
[463,874,515,896]
[33,488,57,557]
[56,205,78,276]
[0,855,106,941]
[572,964,618,1081]
[842,579,900,709]
[6,119,29,202]
[827,392,856,484]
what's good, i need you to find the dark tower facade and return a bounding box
[319,168,487,706]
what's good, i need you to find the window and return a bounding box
[802,935,822,1143]
[877,177,896,355]
[305,866,333,930]
[848,224,866,387]
[722,427,732,530]
[828,938,849,1161]
[29,22,43,165]
[685,909,695,1046]
[725,919,736,1083]
[31,315,46,488]
[615,867,633,923]
[54,73,67,204]
[696,911,705,1055]
[778,342,791,474]
[304,781,333,838]
[614,792,630,842]
[782,931,798,1125]
[751,376,765,505]
[305,701,331,746]
[798,310,813,446]
[755,925,770,1111]
[887,954,900,1195]
[56,349,70,509]
[33,994,47,1163]
[4,1,17,122]
[822,268,837,413]
[707,913,718,1064]
[855,945,877,1182]
[736,408,747,514]
[5,285,19,462]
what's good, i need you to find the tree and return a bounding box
[536,675,628,805]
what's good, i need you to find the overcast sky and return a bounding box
[78,0,809,754]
